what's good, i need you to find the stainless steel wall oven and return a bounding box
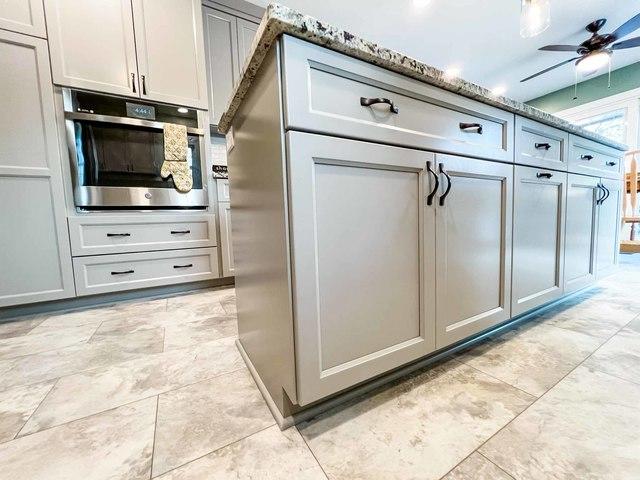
[63,89,208,209]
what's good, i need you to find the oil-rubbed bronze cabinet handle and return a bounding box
[141,75,147,95]
[131,73,136,93]
[459,122,483,134]
[425,161,439,206]
[581,154,594,161]
[106,233,131,237]
[170,230,191,235]
[173,264,193,269]
[439,163,452,207]
[535,142,551,150]
[111,269,134,275]
[536,172,553,179]
[606,161,617,167]
[360,97,399,114]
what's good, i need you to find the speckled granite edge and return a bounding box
[217,3,627,151]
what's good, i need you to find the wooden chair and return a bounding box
[621,150,640,253]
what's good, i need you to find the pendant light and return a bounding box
[520,0,551,38]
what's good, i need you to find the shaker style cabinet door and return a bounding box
[203,7,239,124]
[287,131,436,405]
[434,154,513,348]
[596,177,621,278]
[0,31,74,307]
[0,0,46,37]
[564,174,599,294]
[44,0,139,97]
[511,165,567,316]
[236,17,259,69]
[132,0,208,108]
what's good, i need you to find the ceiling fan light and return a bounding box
[576,51,611,73]
[520,0,551,39]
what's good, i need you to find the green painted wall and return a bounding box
[525,61,640,113]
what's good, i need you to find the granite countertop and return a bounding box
[217,3,627,151]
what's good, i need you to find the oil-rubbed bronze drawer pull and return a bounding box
[111,269,134,275]
[106,233,131,237]
[459,122,483,134]
[535,142,551,150]
[536,172,553,179]
[606,161,617,167]
[173,264,193,269]
[360,97,399,114]
[170,230,191,235]
[580,154,594,161]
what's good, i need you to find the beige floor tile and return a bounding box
[166,289,233,317]
[442,452,514,480]
[298,360,533,480]
[0,397,156,480]
[583,325,640,386]
[457,321,602,396]
[0,328,165,390]
[163,315,237,351]
[480,366,640,480]
[0,381,55,443]
[0,317,44,340]
[20,336,243,435]
[152,369,274,476]
[157,425,326,480]
[0,323,98,360]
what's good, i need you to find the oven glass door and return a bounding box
[73,121,203,191]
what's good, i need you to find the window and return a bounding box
[573,109,627,145]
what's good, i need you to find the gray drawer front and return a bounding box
[281,36,514,163]
[515,116,568,171]
[568,135,623,179]
[68,214,217,256]
[73,247,220,296]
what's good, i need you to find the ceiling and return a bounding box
[249,0,640,102]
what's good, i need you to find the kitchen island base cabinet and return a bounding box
[596,177,622,277]
[511,165,567,316]
[287,132,436,406]
[434,154,513,349]
[564,174,599,294]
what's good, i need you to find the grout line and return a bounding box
[149,396,160,479]
[297,427,331,480]
[87,320,105,343]
[477,451,517,479]
[149,423,276,479]
[452,358,538,400]
[12,378,60,441]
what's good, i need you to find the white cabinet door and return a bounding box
[564,174,599,294]
[218,202,234,277]
[44,0,139,97]
[0,30,74,307]
[0,0,46,37]
[287,131,436,405]
[203,7,239,124]
[435,154,513,348]
[132,0,208,108]
[596,177,621,277]
[236,18,258,70]
[512,166,567,316]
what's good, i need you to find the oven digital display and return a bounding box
[126,102,156,120]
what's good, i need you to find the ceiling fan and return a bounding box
[521,12,640,82]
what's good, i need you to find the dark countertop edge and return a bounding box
[217,3,628,152]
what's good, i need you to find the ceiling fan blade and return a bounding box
[612,36,640,50]
[611,12,640,39]
[520,57,581,82]
[539,45,580,52]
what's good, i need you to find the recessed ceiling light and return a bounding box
[413,0,431,8]
[443,66,462,79]
[177,107,189,114]
[491,85,507,96]
[520,0,551,38]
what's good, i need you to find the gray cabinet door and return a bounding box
[512,165,567,316]
[236,17,258,71]
[564,174,599,294]
[434,154,513,348]
[596,177,621,277]
[0,0,46,37]
[203,7,239,125]
[0,30,75,307]
[287,131,436,405]
[218,201,234,277]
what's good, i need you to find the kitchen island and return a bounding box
[219,3,627,428]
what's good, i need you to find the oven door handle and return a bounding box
[64,111,205,136]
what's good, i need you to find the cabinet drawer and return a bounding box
[568,135,623,179]
[73,247,220,296]
[515,116,568,171]
[68,214,217,256]
[282,36,514,162]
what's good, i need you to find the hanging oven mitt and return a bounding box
[161,123,193,193]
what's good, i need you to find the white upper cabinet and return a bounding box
[132,0,208,108]
[44,0,139,97]
[236,17,258,69]
[0,0,46,37]
[44,0,207,108]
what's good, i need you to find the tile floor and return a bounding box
[0,256,639,479]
